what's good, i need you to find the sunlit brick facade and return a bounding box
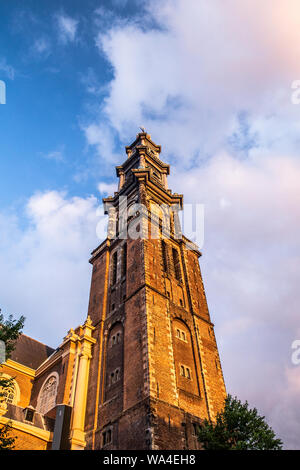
[0,132,226,450]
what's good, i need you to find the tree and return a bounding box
[0,309,25,450]
[197,394,282,450]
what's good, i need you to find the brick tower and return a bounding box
[84,132,226,450]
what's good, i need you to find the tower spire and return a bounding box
[85,132,226,450]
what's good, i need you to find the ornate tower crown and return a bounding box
[114,131,171,194]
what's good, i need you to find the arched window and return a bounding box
[2,383,15,404]
[37,373,58,414]
[172,319,200,396]
[105,323,124,402]
[0,374,20,405]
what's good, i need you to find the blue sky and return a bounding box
[1,0,300,449]
[0,0,120,210]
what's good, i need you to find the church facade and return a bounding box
[0,132,226,450]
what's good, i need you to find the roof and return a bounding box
[10,334,55,370]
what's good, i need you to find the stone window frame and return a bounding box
[109,367,121,386]
[192,422,200,436]
[0,373,20,405]
[37,371,59,415]
[110,330,122,348]
[102,426,113,447]
[175,328,187,343]
[179,364,192,380]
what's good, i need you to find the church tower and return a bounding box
[83,132,226,450]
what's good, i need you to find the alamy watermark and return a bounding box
[291,340,300,365]
[95,197,205,250]
[0,80,6,104]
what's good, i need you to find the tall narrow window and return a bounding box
[172,248,182,282]
[102,429,112,446]
[112,251,117,285]
[159,217,163,236]
[122,243,127,277]
[161,240,168,273]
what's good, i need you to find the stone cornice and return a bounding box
[4,359,36,378]
[89,238,110,264]
[0,416,52,442]
[35,349,62,378]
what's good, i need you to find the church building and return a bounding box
[0,132,226,450]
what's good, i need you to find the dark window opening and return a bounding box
[109,368,121,385]
[24,408,35,423]
[122,243,127,277]
[192,423,200,436]
[172,248,182,282]
[112,252,117,285]
[102,429,112,446]
[161,240,168,272]
[159,217,163,236]
[176,328,187,342]
[180,365,191,379]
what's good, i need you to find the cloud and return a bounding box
[56,14,79,44]
[98,181,118,195]
[92,0,300,166]
[3,0,299,449]
[0,191,101,347]
[82,121,121,163]
[40,146,65,162]
[0,58,15,80]
[32,37,51,58]
[84,3,300,447]
[80,67,102,95]
[170,151,300,449]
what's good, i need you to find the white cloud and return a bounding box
[86,2,300,447]
[82,121,120,163]
[0,191,101,347]
[32,37,51,57]
[0,58,15,80]
[98,181,118,195]
[2,0,299,449]
[170,152,300,449]
[93,0,300,166]
[56,14,79,44]
[40,146,65,162]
